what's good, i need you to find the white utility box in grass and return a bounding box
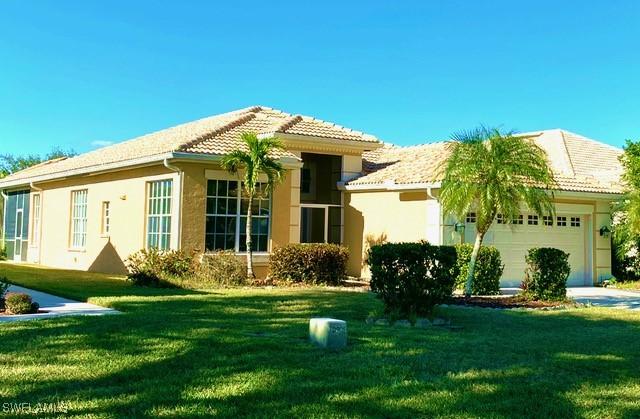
[309,318,347,348]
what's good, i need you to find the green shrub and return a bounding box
[125,248,196,287]
[368,241,458,317]
[455,244,504,295]
[5,292,39,314]
[269,244,349,285]
[0,276,8,311]
[195,251,247,287]
[0,246,7,261]
[523,247,571,301]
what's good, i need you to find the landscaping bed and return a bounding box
[446,294,578,309]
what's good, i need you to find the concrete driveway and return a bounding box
[1,285,119,322]
[567,287,640,310]
[502,286,640,310]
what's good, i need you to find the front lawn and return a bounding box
[1,263,639,417]
[614,280,640,291]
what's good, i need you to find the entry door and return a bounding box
[14,209,23,261]
[301,207,327,243]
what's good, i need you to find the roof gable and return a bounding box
[1,106,380,186]
[348,129,624,194]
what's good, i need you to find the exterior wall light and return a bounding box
[599,226,611,238]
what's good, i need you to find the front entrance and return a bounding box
[300,204,342,244]
[299,153,343,244]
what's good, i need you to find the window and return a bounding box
[146,180,172,250]
[512,214,523,225]
[205,179,270,253]
[101,202,111,235]
[70,190,88,248]
[466,212,476,223]
[301,168,312,194]
[527,215,539,225]
[543,215,553,226]
[557,216,567,227]
[571,216,581,227]
[496,214,504,224]
[32,194,41,243]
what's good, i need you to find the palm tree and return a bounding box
[439,127,555,296]
[221,132,286,279]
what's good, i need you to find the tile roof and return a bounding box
[348,129,624,194]
[1,106,380,185]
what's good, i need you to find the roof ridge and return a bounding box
[275,114,303,133]
[178,112,258,151]
[558,130,577,177]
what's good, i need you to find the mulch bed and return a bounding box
[0,310,49,316]
[446,295,575,309]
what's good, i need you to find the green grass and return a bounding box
[1,263,640,418]
[614,280,640,291]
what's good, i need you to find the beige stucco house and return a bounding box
[0,107,623,285]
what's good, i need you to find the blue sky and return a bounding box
[1,1,639,156]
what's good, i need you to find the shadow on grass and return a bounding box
[2,290,640,417]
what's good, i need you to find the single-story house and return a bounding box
[0,106,623,286]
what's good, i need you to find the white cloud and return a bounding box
[91,140,113,148]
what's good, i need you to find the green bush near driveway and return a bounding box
[523,247,571,301]
[368,241,458,317]
[4,292,39,314]
[455,244,504,295]
[269,243,349,285]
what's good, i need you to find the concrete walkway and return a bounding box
[1,285,118,322]
[502,286,640,310]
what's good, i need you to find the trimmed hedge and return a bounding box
[5,292,39,314]
[125,248,197,287]
[198,251,247,287]
[368,242,458,317]
[269,243,349,285]
[455,244,504,295]
[523,247,571,301]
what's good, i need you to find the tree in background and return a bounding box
[221,133,286,279]
[0,147,76,244]
[0,147,76,178]
[612,140,640,280]
[439,127,555,296]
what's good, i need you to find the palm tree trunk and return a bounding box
[464,231,485,297]
[246,194,255,279]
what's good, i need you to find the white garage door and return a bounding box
[464,213,590,287]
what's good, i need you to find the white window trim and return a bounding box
[30,193,41,247]
[299,203,343,244]
[101,201,111,237]
[204,178,272,254]
[141,173,180,250]
[145,179,173,251]
[69,189,88,250]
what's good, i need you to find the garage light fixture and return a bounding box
[599,226,611,238]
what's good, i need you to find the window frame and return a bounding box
[31,193,41,245]
[101,201,111,237]
[204,178,272,253]
[69,189,88,250]
[146,179,173,251]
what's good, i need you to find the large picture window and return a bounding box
[205,179,270,253]
[70,190,88,249]
[147,179,172,250]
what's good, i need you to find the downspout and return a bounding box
[1,189,7,250]
[163,158,183,249]
[30,181,43,263]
